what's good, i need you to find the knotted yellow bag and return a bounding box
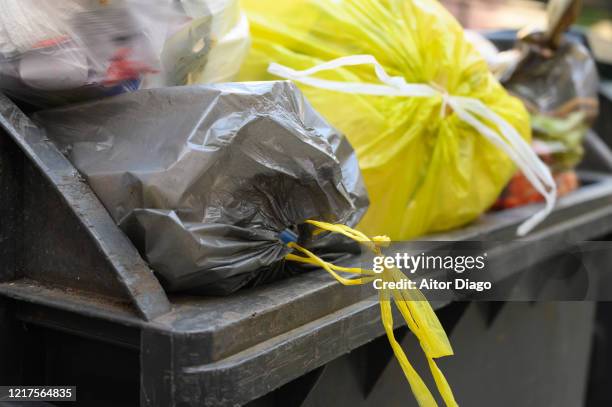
[239,0,555,239]
[286,220,457,407]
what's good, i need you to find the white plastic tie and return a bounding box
[268,55,557,236]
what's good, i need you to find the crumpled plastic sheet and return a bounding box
[33,81,369,294]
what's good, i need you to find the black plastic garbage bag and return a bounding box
[498,0,599,174]
[491,0,599,209]
[33,81,369,294]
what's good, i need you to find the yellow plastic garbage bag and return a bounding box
[239,0,556,239]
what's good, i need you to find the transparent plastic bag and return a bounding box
[0,0,251,108]
[156,0,250,86]
[0,0,176,109]
[239,0,554,240]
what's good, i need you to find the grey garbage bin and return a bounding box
[247,301,595,407]
[1,92,612,406]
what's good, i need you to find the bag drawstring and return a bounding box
[268,55,557,236]
[284,220,458,407]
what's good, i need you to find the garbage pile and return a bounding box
[1,0,603,406]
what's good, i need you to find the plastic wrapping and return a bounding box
[238,0,537,240]
[0,0,174,108]
[0,0,251,109]
[157,0,250,86]
[33,81,369,294]
[494,1,599,209]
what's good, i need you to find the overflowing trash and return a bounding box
[493,0,600,209]
[4,0,601,406]
[239,0,556,240]
[35,81,458,407]
[33,82,368,294]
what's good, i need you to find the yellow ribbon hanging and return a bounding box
[286,220,458,407]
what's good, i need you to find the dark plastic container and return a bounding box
[1,91,612,406]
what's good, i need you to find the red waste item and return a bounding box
[32,36,71,49]
[493,170,579,210]
[104,48,158,86]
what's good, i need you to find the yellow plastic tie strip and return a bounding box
[286,220,457,407]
